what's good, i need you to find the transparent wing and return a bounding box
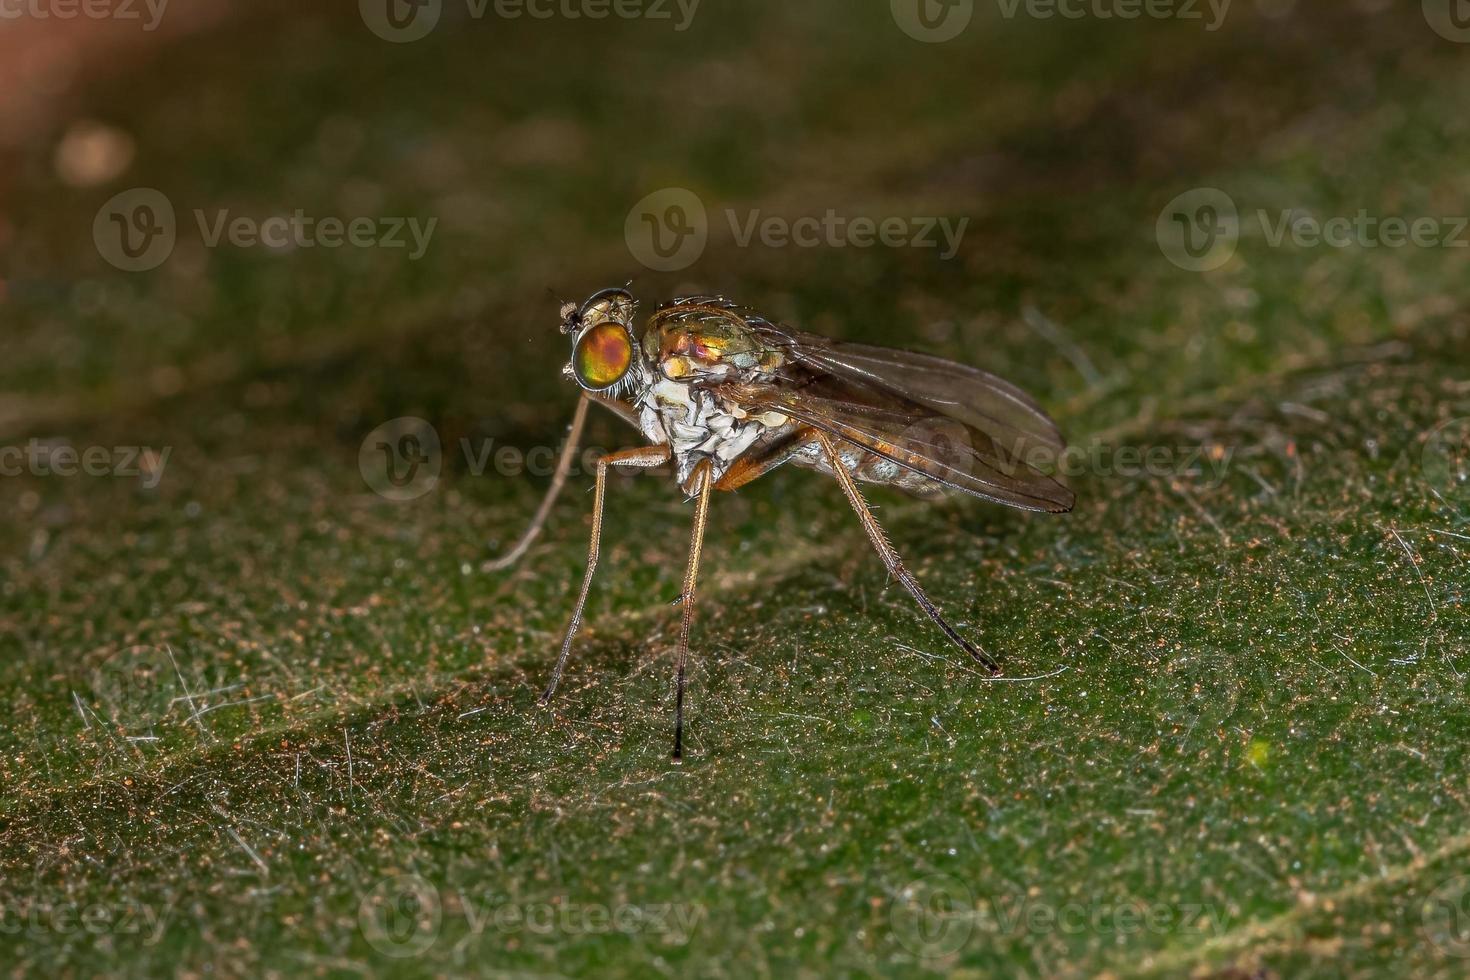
[780,335,1064,452]
[726,376,1074,512]
[709,310,1074,512]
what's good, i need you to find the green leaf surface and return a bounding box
[3,2,1468,976]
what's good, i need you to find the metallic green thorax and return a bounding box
[643,302,785,384]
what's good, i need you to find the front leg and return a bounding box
[713,427,819,492]
[539,444,672,705]
[486,395,592,572]
[488,392,646,572]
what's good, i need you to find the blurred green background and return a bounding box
[2,0,1469,975]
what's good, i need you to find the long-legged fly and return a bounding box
[491,288,1073,760]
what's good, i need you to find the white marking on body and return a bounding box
[638,377,773,490]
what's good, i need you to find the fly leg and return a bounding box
[663,430,817,607]
[487,395,592,572]
[712,427,818,492]
[487,392,645,571]
[815,431,1001,675]
[539,444,672,705]
[672,459,715,761]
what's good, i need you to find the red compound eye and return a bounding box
[572,322,633,390]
